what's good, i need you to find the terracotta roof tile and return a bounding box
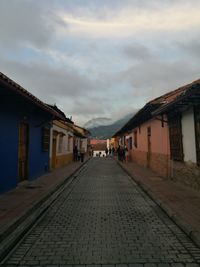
[0,72,64,120]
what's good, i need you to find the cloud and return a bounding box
[0,58,99,101]
[117,58,200,102]
[123,43,153,61]
[1,0,200,126]
[59,3,200,38]
[175,40,200,58]
[0,0,62,49]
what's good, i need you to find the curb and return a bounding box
[117,160,200,248]
[0,158,91,263]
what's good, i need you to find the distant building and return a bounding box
[48,105,74,170]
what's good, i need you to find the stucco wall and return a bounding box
[129,116,170,177]
[182,108,197,163]
[0,88,51,193]
[50,123,73,157]
[135,117,170,155]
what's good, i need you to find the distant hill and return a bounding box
[84,117,113,128]
[87,113,136,139]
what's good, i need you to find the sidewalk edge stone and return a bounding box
[0,158,90,263]
[117,160,200,248]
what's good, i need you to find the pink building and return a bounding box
[114,80,200,190]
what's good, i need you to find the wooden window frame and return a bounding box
[42,127,50,152]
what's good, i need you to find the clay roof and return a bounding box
[152,79,200,115]
[0,72,65,120]
[113,79,200,137]
[47,104,73,124]
[90,140,107,145]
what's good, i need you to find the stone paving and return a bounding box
[2,158,200,266]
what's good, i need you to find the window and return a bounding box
[134,130,138,148]
[42,127,50,152]
[168,114,183,161]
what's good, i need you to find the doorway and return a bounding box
[147,126,151,168]
[51,136,57,169]
[18,122,29,181]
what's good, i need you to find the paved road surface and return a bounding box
[3,158,200,266]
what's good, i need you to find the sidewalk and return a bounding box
[118,160,200,247]
[0,158,89,245]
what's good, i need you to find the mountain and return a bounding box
[84,117,113,129]
[87,113,135,139]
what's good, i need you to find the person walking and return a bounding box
[80,147,85,162]
[73,145,78,161]
[105,148,108,158]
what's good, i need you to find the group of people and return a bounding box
[104,145,129,162]
[73,145,85,162]
[116,145,129,162]
[73,144,129,162]
[105,147,115,157]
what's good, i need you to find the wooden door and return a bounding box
[18,122,29,181]
[147,127,151,168]
[194,105,200,165]
[52,137,57,169]
[168,114,183,161]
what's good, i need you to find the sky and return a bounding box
[0,0,200,125]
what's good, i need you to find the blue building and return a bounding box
[0,72,64,193]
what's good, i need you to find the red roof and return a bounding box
[90,139,107,145]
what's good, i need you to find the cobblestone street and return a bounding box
[3,158,200,266]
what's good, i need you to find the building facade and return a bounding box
[114,79,200,190]
[0,73,63,193]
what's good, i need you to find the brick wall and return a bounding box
[129,149,170,177]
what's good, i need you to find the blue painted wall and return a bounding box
[0,87,52,193]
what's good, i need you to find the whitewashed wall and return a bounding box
[93,150,106,157]
[182,108,197,163]
[50,124,73,158]
[81,138,88,152]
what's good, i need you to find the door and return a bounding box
[52,137,57,169]
[147,127,151,168]
[194,105,200,165]
[18,122,29,181]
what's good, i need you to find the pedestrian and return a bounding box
[121,147,125,162]
[80,147,85,162]
[77,149,81,161]
[117,145,121,161]
[109,147,112,156]
[73,145,78,161]
[124,146,129,162]
[105,148,108,158]
[112,147,115,157]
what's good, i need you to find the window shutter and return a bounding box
[42,127,50,152]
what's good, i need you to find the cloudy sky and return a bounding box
[1,0,200,125]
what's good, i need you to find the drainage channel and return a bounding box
[0,161,89,264]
